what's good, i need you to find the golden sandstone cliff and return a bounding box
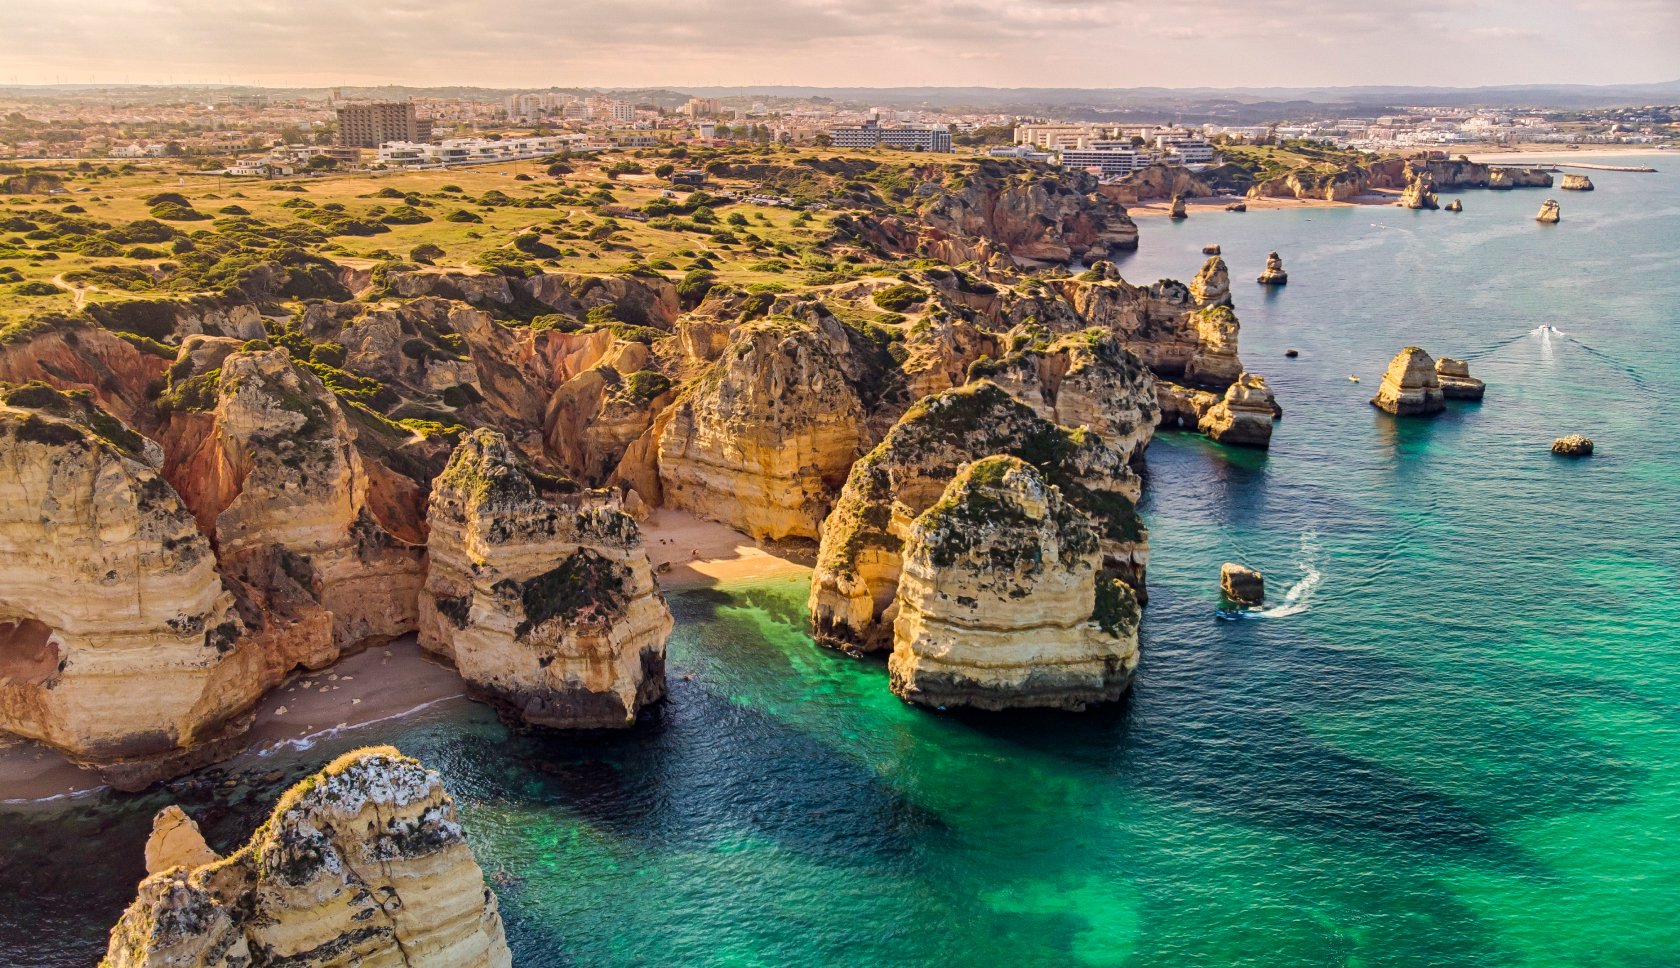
[103,747,511,968]
[420,430,670,728]
[886,456,1140,711]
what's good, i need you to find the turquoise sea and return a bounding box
[4,157,1678,967]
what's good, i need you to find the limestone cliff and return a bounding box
[1051,270,1246,387]
[420,430,670,728]
[1371,347,1445,416]
[809,381,1148,652]
[102,747,512,968]
[655,314,873,540]
[981,332,1159,461]
[1398,173,1440,210]
[160,347,426,685]
[886,456,1140,711]
[0,313,172,434]
[920,167,1138,263]
[0,382,252,787]
[1199,373,1277,448]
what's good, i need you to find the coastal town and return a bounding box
[0,86,1674,173]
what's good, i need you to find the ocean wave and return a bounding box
[254,694,468,757]
[1,783,111,806]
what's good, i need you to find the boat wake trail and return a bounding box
[1248,532,1324,619]
[1532,325,1564,363]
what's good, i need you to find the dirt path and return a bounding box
[51,273,92,309]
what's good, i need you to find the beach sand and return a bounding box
[1,510,807,804]
[1462,147,1669,164]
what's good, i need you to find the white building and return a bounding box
[1058,141,1141,175]
[1155,130,1213,164]
[375,134,591,167]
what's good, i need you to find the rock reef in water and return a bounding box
[1444,199,1463,212]
[1552,434,1593,456]
[1257,251,1288,286]
[0,382,252,788]
[1371,347,1446,416]
[1221,562,1264,605]
[887,457,1140,711]
[1435,357,1486,400]
[420,430,670,729]
[1560,174,1594,191]
[1537,199,1561,223]
[1199,373,1277,448]
[103,747,512,968]
[809,377,1152,653]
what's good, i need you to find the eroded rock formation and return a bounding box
[1399,174,1440,210]
[922,167,1139,262]
[1371,347,1445,416]
[103,747,512,968]
[420,430,670,728]
[809,380,1150,653]
[1560,174,1593,191]
[1537,199,1561,223]
[1435,357,1486,400]
[0,382,252,787]
[1257,252,1288,286]
[886,457,1140,711]
[1199,373,1277,448]
[1221,563,1264,605]
[1552,434,1593,456]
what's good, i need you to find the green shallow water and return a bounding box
[4,157,1679,966]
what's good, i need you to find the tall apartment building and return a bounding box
[681,97,722,117]
[829,121,952,152]
[337,102,431,148]
[1058,141,1141,175]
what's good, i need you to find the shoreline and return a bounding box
[1129,190,1401,217]
[1,509,806,806]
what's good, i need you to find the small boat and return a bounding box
[1215,608,1246,621]
[1348,375,1360,383]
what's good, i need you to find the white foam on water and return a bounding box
[1532,325,1565,363]
[2,784,111,806]
[254,693,468,757]
[1249,532,1324,619]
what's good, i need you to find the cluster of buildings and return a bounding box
[374,133,595,167]
[1006,124,1215,175]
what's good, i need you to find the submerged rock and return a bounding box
[887,457,1140,711]
[1552,434,1594,456]
[1560,174,1594,191]
[1370,347,1445,416]
[1221,563,1264,605]
[1537,199,1561,223]
[1199,373,1277,448]
[1435,357,1486,401]
[1257,251,1288,286]
[420,430,671,729]
[103,746,512,968]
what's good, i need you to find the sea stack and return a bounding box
[1225,201,1247,212]
[1189,255,1231,305]
[886,457,1141,712]
[103,747,513,968]
[1444,199,1463,212]
[1552,434,1594,456]
[420,429,672,729]
[1220,563,1264,606]
[1169,194,1188,219]
[1537,199,1561,223]
[1198,373,1277,449]
[1560,174,1594,191]
[1257,251,1288,285]
[1399,172,1439,209]
[1202,244,1221,255]
[1435,357,1486,400]
[1371,347,1446,416]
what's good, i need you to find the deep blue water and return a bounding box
[3,156,1677,967]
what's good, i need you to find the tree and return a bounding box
[306,155,337,170]
[164,141,184,157]
[279,125,304,145]
[814,133,832,148]
[654,162,675,178]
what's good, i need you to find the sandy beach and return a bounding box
[0,510,806,804]
[1462,146,1670,164]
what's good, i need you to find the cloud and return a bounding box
[0,0,1673,89]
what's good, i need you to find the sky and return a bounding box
[1,0,1676,91]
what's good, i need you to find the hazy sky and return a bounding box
[2,0,1676,90]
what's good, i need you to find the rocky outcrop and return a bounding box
[1225,201,1247,212]
[1246,167,1366,202]
[1168,194,1188,219]
[1444,199,1463,212]
[419,430,670,729]
[655,315,872,540]
[0,382,253,787]
[1156,382,1220,430]
[145,806,220,876]
[886,456,1140,711]
[809,381,1149,653]
[1552,434,1593,456]
[1371,347,1445,416]
[1257,252,1288,286]
[103,747,512,968]
[1398,173,1439,210]
[0,314,173,434]
[1221,563,1264,605]
[1199,373,1276,448]
[1435,357,1485,400]
[1189,256,1231,306]
[162,348,427,669]
[1537,199,1561,223]
[983,333,1160,459]
[1560,174,1594,191]
[922,167,1138,262]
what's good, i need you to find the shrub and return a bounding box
[218,205,249,216]
[440,184,463,193]
[380,205,432,225]
[12,281,67,296]
[149,202,210,222]
[873,283,927,312]
[442,208,483,223]
[625,369,672,401]
[309,342,347,368]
